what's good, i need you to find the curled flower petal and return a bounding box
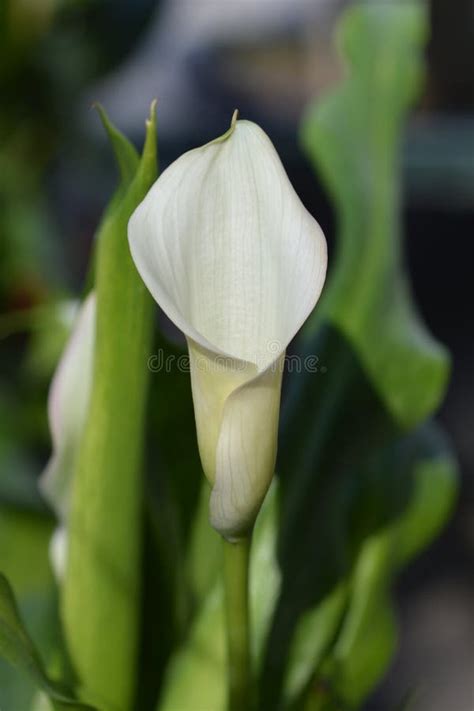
[129,116,327,538]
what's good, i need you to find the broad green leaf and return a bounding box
[301,2,448,429]
[311,428,457,709]
[0,573,95,711]
[265,4,458,709]
[62,104,157,710]
[157,485,281,711]
[266,323,400,708]
[285,426,456,711]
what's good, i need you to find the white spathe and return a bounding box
[128,115,327,539]
[40,292,96,576]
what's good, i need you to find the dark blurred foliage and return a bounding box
[429,0,474,111]
[0,0,158,304]
[0,0,158,500]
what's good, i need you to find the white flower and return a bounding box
[40,293,96,576]
[128,113,327,540]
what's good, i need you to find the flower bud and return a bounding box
[40,293,96,574]
[129,114,327,539]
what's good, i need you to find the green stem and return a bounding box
[223,536,252,711]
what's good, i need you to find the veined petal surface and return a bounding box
[129,117,327,537]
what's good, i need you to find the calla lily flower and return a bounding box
[129,113,327,540]
[40,292,96,576]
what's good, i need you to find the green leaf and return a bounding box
[394,433,458,567]
[285,427,456,711]
[94,103,140,186]
[262,4,458,709]
[62,104,158,710]
[0,573,95,711]
[282,582,348,708]
[311,427,457,709]
[301,1,447,429]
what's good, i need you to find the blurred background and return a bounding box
[0,1,472,709]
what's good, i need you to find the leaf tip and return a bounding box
[146,98,158,130]
[92,102,109,131]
